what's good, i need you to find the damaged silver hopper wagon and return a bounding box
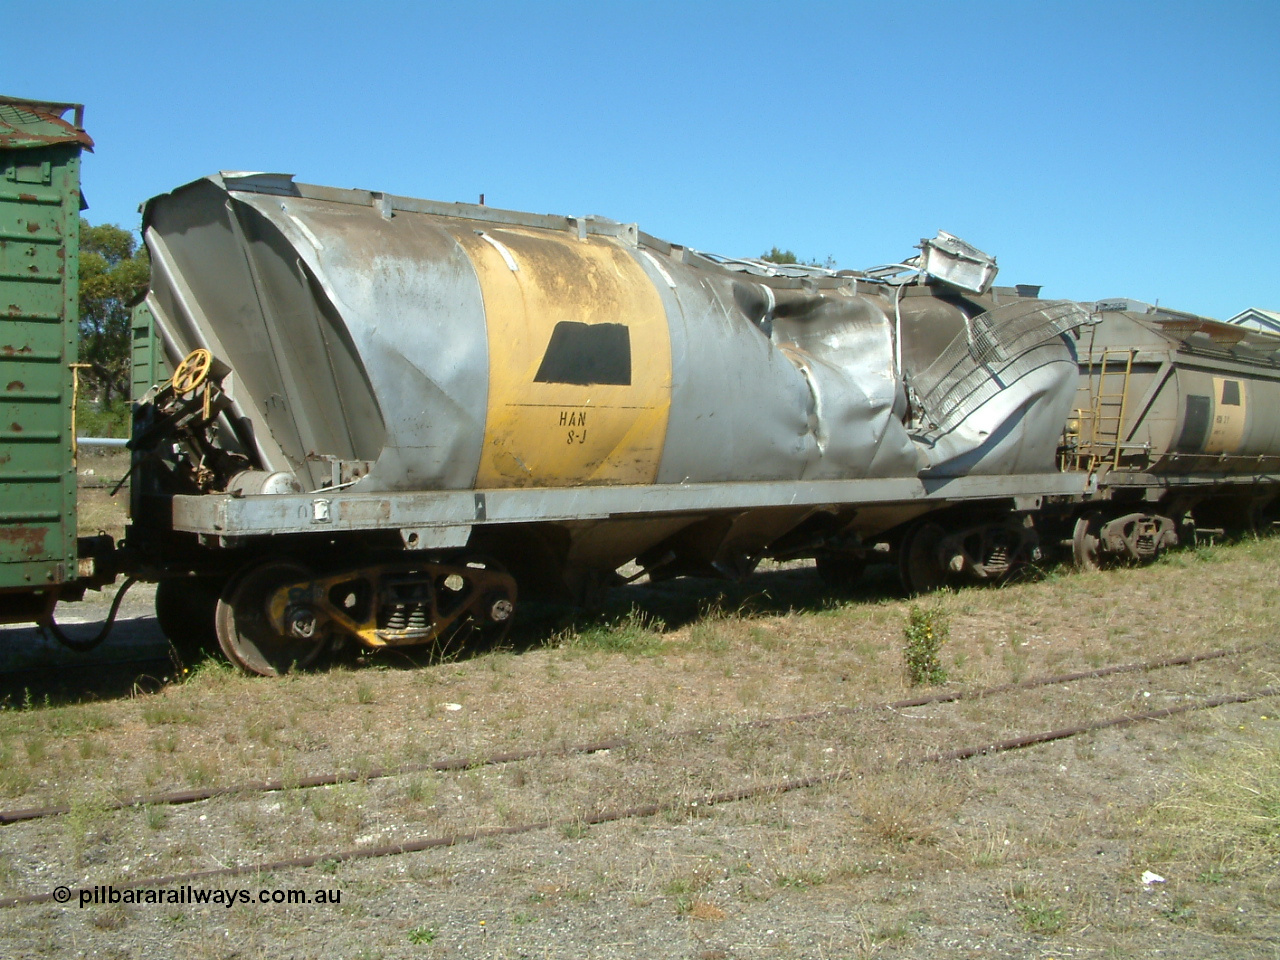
[131,173,1089,674]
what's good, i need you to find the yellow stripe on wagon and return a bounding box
[1205,376,1246,454]
[457,227,672,488]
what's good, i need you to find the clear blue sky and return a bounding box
[9,0,1278,318]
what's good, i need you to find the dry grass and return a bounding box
[1,534,1278,957]
[3,537,1277,820]
[855,767,968,850]
[1142,718,1280,873]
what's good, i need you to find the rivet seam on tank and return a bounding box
[639,250,677,289]
[477,232,519,272]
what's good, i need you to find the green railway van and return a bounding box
[0,97,96,623]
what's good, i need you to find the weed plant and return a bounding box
[902,604,948,686]
[407,926,436,944]
[1008,882,1065,934]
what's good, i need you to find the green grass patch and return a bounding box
[774,869,825,889]
[1008,882,1066,934]
[407,925,436,944]
[562,607,666,655]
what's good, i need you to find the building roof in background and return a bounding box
[1227,308,1280,333]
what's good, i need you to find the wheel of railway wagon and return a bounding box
[215,562,329,677]
[815,551,866,591]
[449,554,517,651]
[155,577,223,664]
[899,521,948,595]
[1071,512,1104,571]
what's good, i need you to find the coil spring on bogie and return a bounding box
[379,577,435,638]
[984,544,1010,573]
[384,602,431,631]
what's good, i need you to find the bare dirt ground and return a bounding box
[75,450,131,546]
[0,505,1277,958]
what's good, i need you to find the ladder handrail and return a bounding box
[1083,348,1136,471]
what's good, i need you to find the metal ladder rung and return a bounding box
[1084,348,1136,470]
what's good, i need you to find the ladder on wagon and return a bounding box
[1082,347,1136,472]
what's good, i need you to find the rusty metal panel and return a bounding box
[0,98,93,151]
[0,97,89,597]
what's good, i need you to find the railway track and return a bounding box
[0,647,1272,909]
[0,649,1233,825]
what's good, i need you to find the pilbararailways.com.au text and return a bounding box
[61,885,341,909]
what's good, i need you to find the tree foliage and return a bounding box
[760,246,836,269]
[761,246,799,264]
[79,219,149,402]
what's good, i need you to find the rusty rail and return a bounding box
[920,687,1279,763]
[0,649,1231,825]
[1,681,1273,909]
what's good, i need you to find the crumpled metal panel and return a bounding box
[144,180,388,489]
[632,250,824,484]
[906,299,1091,475]
[141,175,1085,504]
[233,191,491,492]
[632,246,918,485]
[143,176,490,493]
[916,232,997,294]
[767,288,919,480]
